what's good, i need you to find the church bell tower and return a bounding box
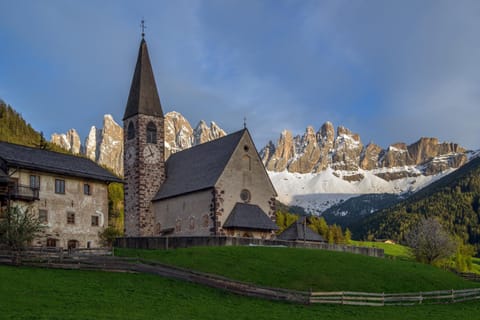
[123,32,165,237]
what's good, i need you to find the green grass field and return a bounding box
[114,246,476,293]
[2,265,480,320]
[350,241,412,260]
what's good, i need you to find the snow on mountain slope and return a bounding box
[269,166,455,214]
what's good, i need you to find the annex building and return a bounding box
[0,142,122,248]
[123,35,279,239]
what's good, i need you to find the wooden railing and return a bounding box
[9,184,39,201]
[309,289,480,306]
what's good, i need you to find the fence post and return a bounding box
[382,292,385,306]
[419,291,422,304]
[451,289,455,303]
[341,292,344,305]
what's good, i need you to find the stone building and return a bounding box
[0,141,122,248]
[123,35,278,239]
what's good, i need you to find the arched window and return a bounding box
[146,122,157,144]
[127,122,135,140]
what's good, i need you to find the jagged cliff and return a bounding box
[51,112,226,176]
[261,122,467,181]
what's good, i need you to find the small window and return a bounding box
[68,240,79,250]
[87,241,92,249]
[55,179,65,194]
[91,215,99,226]
[84,183,91,195]
[67,212,75,224]
[243,145,250,152]
[30,175,40,189]
[38,209,48,223]
[146,122,157,144]
[46,238,57,247]
[240,189,251,203]
[127,121,135,140]
[189,217,195,230]
[175,219,182,232]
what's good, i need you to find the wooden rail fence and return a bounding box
[1,250,479,306]
[310,288,480,306]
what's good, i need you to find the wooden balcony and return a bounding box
[8,184,40,201]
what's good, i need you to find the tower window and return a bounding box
[146,122,157,144]
[127,122,135,140]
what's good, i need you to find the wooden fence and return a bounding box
[0,247,112,264]
[309,288,480,306]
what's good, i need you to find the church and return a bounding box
[123,35,278,239]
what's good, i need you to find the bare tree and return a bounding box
[405,217,456,265]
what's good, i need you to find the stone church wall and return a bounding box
[10,168,108,248]
[215,132,277,235]
[153,189,213,236]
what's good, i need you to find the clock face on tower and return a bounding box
[143,144,160,164]
[125,146,136,166]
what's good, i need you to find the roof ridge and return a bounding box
[168,129,246,160]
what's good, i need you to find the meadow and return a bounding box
[2,264,480,320]
[114,246,476,293]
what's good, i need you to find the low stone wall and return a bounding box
[114,236,384,258]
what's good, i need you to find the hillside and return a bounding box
[0,100,48,149]
[115,246,475,292]
[322,193,404,230]
[355,156,480,244]
[3,265,480,320]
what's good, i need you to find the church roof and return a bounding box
[0,141,123,183]
[153,129,246,200]
[277,217,325,242]
[123,38,163,120]
[223,203,279,231]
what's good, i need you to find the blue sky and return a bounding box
[1,0,480,150]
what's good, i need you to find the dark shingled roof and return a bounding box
[277,217,325,242]
[123,38,163,120]
[223,203,279,231]
[153,130,246,201]
[0,141,123,183]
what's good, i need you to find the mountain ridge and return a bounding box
[50,112,226,176]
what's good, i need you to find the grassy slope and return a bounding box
[115,246,476,293]
[1,265,480,320]
[350,241,412,260]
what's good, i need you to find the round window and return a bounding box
[240,189,251,202]
[243,145,250,152]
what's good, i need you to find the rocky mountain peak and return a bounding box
[261,122,468,181]
[194,120,226,145]
[51,128,81,154]
[51,112,226,177]
[165,111,193,158]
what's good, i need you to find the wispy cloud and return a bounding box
[0,0,479,149]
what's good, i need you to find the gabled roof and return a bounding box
[153,130,246,200]
[277,217,325,242]
[0,141,123,183]
[223,202,279,231]
[123,38,163,120]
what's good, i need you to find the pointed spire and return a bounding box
[123,37,163,120]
